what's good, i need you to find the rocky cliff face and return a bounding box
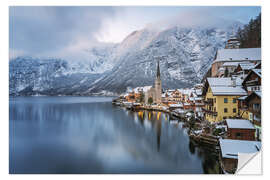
[9,22,241,96]
[89,24,241,93]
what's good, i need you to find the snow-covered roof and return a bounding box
[178,88,193,95]
[169,103,183,108]
[194,83,203,87]
[173,109,186,114]
[207,77,246,95]
[195,103,204,106]
[238,96,247,100]
[252,69,261,78]
[222,62,241,67]
[133,86,152,93]
[211,86,247,96]
[219,139,261,159]
[239,63,255,70]
[255,91,261,98]
[215,48,261,62]
[195,89,202,96]
[218,67,225,72]
[226,119,255,129]
[207,77,242,87]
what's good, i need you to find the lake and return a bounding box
[9,96,220,174]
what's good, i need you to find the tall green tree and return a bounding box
[237,13,261,48]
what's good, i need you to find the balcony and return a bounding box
[202,108,218,116]
[204,99,213,106]
[245,79,260,86]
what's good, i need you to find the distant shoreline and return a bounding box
[9,94,118,98]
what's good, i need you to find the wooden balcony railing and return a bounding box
[202,108,218,116]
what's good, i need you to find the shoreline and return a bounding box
[113,99,223,173]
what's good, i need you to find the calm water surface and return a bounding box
[9,96,220,174]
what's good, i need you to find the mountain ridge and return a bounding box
[9,22,242,96]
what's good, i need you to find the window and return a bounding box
[233,98,236,103]
[214,98,216,103]
[253,104,260,111]
[224,108,228,113]
[236,133,242,138]
[233,108,237,113]
[224,98,228,103]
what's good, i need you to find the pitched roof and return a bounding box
[195,89,202,96]
[215,48,261,62]
[252,69,261,78]
[242,69,261,86]
[255,91,261,98]
[219,139,261,159]
[211,86,247,96]
[222,62,241,67]
[254,62,261,69]
[207,77,247,96]
[239,63,255,70]
[238,96,248,100]
[207,77,242,87]
[226,119,255,129]
[246,91,261,101]
[169,103,183,108]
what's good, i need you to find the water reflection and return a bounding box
[10,97,220,174]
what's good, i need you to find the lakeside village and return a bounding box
[112,36,262,174]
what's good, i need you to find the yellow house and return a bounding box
[203,78,247,122]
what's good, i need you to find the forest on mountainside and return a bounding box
[237,13,261,48]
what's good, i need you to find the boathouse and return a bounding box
[225,119,255,141]
[219,139,261,173]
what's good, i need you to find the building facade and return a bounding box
[211,48,261,77]
[202,78,247,122]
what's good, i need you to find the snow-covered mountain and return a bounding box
[9,22,242,96]
[9,57,104,96]
[89,23,242,93]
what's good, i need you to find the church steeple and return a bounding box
[156,59,160,79]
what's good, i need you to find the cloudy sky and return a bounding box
[9,6,261,59]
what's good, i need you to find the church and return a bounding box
[144,60,162,105]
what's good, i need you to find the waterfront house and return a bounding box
[219,139,261,173]
[168,103,183,111]
[225,119,255,141]
[202,77,247,122]
[183,102,192,110]
[242,69,261,94]
[245,91,261,140]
